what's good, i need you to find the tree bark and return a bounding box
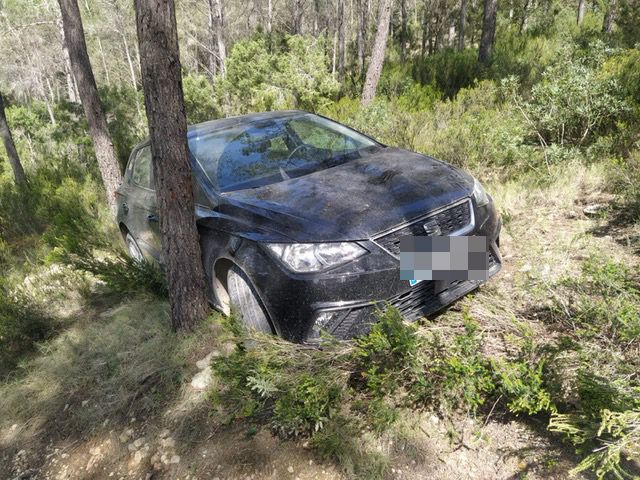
[57,17,79,103]
[293,0,303,34]
[210,0,226,75]
[478,0,498,65]
[356,0,367,75]
[519,0,529,33]
[0,91,27,186]
[57,0,122,209]
[577,0,586,24]
[134,0,209,332]
[458,0,466,50]
[361,0,391,106]
[337,0,346,79]
[400,0,408,62]
[602,0,616,33]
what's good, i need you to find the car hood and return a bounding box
[217,148,474,242]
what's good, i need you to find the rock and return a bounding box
[196,353,213,370]
[583,204,606,216]
[133,437,145,448]
[566,210,579,219]
[82,400,89,407]
[119,428,134,443]
[160,437,175,448]
[169,455,180,464]
[190,367,212,391]
[287,466,294,473]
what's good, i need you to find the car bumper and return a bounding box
[233,197,502,342]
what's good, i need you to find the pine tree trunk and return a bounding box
[400,0,407,62]
[57,17,79,103]
[356,0,367,75]
[478,0,498,65]
[602,0,616,33]
[577,0,586,24]
[519,0,529,33]
[361,0,391,106]
[134,0,209,332]
[212,0,226,75]
[0,91,27,186]
[57,0,123,209]
[337,0,346,79]
[458,0,467,50]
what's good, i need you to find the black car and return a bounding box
[116,111,501,341]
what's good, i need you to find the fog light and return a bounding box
[309,309,347,339]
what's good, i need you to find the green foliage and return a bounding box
[353,306,421,396]
[413,48,480,98]
[493,359,554,415]
[550,409,640,480]
[220,35,339,114]
[272,373,343,437]
[425,320,495,413]
[100,85,146,169]
[0,284,52,376]
[508,42,628,150]
[182,74,222,124]
[556,255,640,343]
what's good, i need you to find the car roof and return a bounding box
[186,110,308,139]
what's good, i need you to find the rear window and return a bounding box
[130,146,153,189]
[188,114,381,192]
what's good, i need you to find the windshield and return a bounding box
[188,113,381,192]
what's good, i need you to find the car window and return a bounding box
[188,113,380,192]
[288,117,357,152]
[131,146,154,190]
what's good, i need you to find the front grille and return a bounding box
[374,199,473,257]
[330,278,479,339]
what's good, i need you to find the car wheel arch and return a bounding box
[211,256,278,334]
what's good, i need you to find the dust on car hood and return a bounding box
[219,147,474,242]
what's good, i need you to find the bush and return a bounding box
[220,35,339,114]
[413,48,480,99]
[0,284,52,376]
[183,74,222,124]
[516,42,628,149]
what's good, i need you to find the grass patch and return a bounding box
[0,298,205,437]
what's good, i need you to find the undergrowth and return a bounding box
[210,308,558,478]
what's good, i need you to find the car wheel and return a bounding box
[125,233,144,262]
[227,265,273,334]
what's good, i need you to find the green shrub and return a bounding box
[427,320,495,413]
[353,306,421,396]
[0,284,51,376]
[220,35,339,114]
[550,409,640,480]
[556,256,640,343]
[520,42,628,148]
[183,74,222,124]
[413,48,479,99]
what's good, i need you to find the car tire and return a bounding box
[125,233,144,262]
[227,265,273,334]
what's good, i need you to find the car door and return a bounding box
[126,144,162,261]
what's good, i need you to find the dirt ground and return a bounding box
[3,165,637,480]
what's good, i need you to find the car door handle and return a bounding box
[147,214,159,223]
[122,202,129,214]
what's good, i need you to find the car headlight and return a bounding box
[264,242,367,273]
[472,177,490,207]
